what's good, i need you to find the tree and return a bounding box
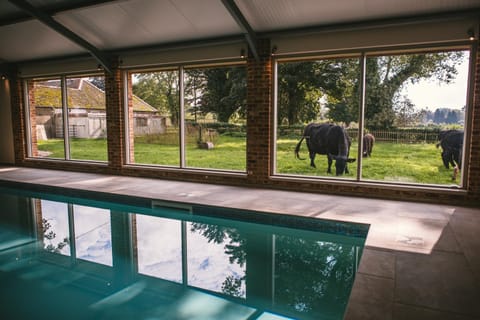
[279,51,464,129]
[199,66,246,123]
[278,60,349,125]
[184,69,207,122]
[132,71,180,125]
[364,52,464,129]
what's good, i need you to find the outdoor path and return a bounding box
[0,166,479,320]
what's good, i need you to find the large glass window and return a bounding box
[127,63,247,172]
[184,65,246,171]
[30,78,65,159]
[66,76,108,161]
[274,47,471,187]
[130,69,180,166]
[362,50,469,185]
[275,57,360,179]
[27,74,108,162]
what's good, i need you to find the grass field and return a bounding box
[37,135,460,186]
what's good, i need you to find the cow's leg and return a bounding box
[309,151,316,168]
[345,164,349,174]
[327,155,332,173]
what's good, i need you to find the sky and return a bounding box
[401,55,470,111]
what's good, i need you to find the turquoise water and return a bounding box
[0,187,367,320]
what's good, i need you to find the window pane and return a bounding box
[40,200,70,256]
[130,70,180,166]
[276,58,360,178]
[66,76,108,161]
[184,66,247,171]
[136,215,182,282]
[31,78,65,159]
[363,50,469,186]
[73,205,112,266]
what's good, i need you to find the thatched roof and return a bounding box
[34,79,156,112]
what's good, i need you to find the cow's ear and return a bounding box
[347,158,356,163]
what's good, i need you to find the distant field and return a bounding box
[37,135,460,186]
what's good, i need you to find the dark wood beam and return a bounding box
[8,0,113,73]
[221,0,259,61]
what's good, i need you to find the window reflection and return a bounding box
[136,215,182,282]
[73,205,112,266]
[33,199,363,319]
[187,222,246,297]
[40,200,70,256]
[274,235,358,319]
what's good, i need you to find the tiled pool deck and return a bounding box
[0,166,479,320]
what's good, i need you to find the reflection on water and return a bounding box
[0,190,366,320]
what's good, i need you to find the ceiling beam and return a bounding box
[8,0,113,73]
[221,0,259,62]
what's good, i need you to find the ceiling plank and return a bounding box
[0,0,121,26]
[8,0,113,73]
[221,0,259,61]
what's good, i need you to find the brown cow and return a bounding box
[363,133,375,157]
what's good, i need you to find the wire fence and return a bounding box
[345,129,441,144]
[277,126,448,144]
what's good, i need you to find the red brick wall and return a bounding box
[8,38,480,206]
[466,38,480,201]
[10,73,28,163]
[247,39,272,185]
[105,62,125,171]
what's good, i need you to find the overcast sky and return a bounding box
[401,54,470,111]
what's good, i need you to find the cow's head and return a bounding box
[330,154,356,176]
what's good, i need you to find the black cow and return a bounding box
[437,129,463,169]
[363,133,375,157]
[295,123,355,176]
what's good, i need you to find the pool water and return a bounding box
[0,187,368,320]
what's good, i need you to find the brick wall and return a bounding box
[466,39,480,201]
[8,38,480,206]
[105,61,125,171]
[247,39,272,185]
[10,73,28,163]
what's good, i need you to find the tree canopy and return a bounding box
[131,50,466,130]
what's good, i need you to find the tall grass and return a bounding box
[38,136,460,185]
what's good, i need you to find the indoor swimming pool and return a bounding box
[0,186,368,320]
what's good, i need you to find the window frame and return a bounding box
[272,42,475,190]
[24,72,108,163]
[124,60,247,173]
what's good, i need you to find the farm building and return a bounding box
[33,78,167,140]
[0,1,479,320]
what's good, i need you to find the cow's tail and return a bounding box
[295,136,306,160]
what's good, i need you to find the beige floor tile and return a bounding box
[395,251,480,317]
[358,248,396,279]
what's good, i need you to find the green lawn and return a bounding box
[37,136,460,185]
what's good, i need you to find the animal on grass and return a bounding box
[363,133,375,157]
[436,129,463,181]
[436,129,463,170]
[295,123,355,176]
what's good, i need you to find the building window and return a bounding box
[26,74,108,162]
[127,63,247,172]
[274,47,471,187]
